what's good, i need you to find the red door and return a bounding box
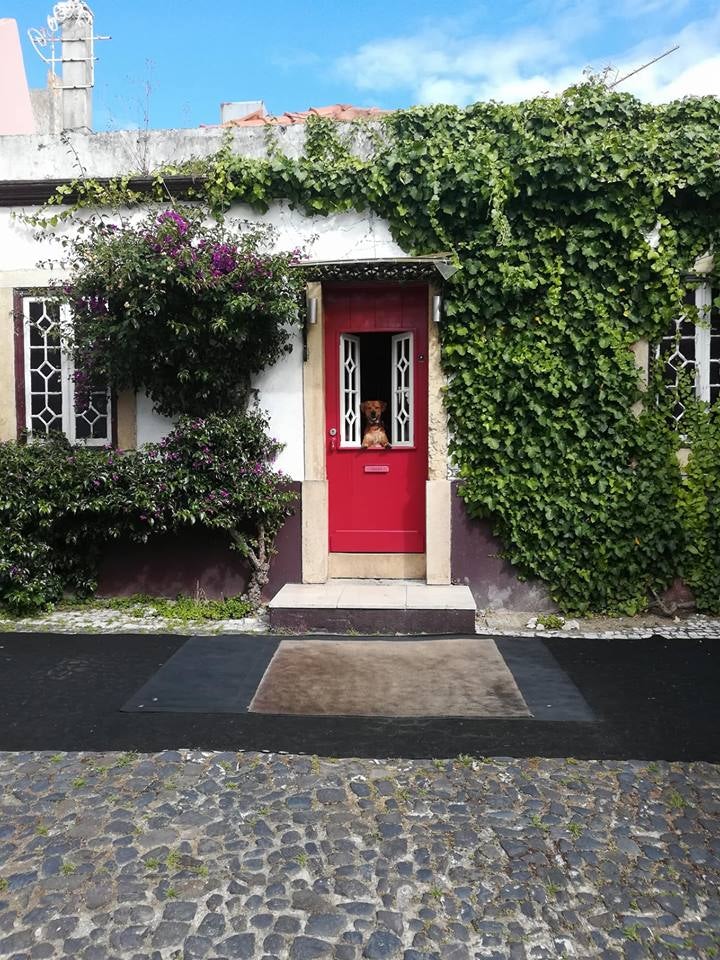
[324,284,428,553]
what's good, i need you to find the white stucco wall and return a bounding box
[0,199,406,479]
[134,328,306,479]
[134,392,173,447]
[0,200,405,271]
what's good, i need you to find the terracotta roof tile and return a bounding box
[222,104,390,127]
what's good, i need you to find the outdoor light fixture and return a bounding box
[307,296,318,324]
[432,293,442,323]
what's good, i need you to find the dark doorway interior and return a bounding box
[357,332,392,412]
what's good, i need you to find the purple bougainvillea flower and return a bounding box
[157,210,189,234]
[210,243,237,277]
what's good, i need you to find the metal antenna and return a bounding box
[608,45,680,89]
[28,2,110,82]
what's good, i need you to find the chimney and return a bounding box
[56,1,94,132]
[220,100,267,124]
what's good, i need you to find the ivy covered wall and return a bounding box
[22,82,720,614]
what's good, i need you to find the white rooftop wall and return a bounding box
[0,124,350,180]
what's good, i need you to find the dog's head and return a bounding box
[361,400,387,424]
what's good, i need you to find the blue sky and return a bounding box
[6,0,720,131]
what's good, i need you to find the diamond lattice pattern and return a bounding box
[341,335,361,445]
[25,297,111,443]
[27,300,63,435]
[658,286,719,424]
[392,333,413,445]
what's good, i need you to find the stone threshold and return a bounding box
[268,580,476,634]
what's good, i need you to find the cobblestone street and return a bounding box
[1,751,718,960]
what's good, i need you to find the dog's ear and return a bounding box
[360,401,369,415]
[380,401,387,412]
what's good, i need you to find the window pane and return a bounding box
[24,296,113,444]
[74,388,110,441]
[25,298,65,436]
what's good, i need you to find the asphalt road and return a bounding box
[0,632,718,759]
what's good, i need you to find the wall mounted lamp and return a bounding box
[432,293,443,323]
[307,296,319,324]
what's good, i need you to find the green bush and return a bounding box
[0,411,296,614]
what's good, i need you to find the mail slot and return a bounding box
[364,465,390,473]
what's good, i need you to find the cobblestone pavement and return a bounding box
[1,752,718,960]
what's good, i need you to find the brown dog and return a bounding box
[360,400,390,448]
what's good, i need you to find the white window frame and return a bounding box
[695,281,714,403]
[391,331,414,447]
[656,281,718,426]
[339,333,361,448]
[22,296,112,446]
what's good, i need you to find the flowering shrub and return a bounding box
[60,209,303,416]
[0,411,296,614]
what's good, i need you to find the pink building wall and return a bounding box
[0,19,35,135]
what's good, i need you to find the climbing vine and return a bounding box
[677,400,720,614]
[29,82,720,614]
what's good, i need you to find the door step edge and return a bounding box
[269,606,475,635]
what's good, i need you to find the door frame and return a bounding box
[301,280,451,584]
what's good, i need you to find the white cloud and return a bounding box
[338,22,581,96]
[336,6,720,105]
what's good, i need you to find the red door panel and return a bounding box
[325,285,428,553]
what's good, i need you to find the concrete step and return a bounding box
[268,579,476,634]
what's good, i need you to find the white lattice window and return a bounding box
[391,332,413,446]
[657,283,719,425]
[22,297,112,445]
[340,333,361,446]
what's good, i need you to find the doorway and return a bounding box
[323,285,428,554]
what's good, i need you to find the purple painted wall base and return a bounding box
[450,482,555,613]
[95,480,555,613]
[96,483,302,602]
